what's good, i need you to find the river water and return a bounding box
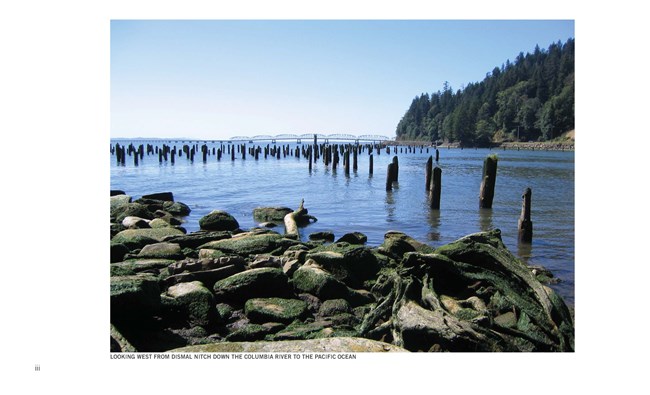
[110,140,574,306]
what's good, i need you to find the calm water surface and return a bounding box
[110,141,574,306]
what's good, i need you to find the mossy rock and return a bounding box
[199,210,239,231]
[163,201,191,216]
[213,268,292,302]
[200,232,283,256]
[225,323,285,342]
[245,298,309,324]
[111,259,176,277]
[292,262,350,300]
[110,274,161,323]
[162,281,216,327]
[148,218,172,228]
[164,231,231,249]
[111,228,185,251]
[318,299,351,317]
[137,242,183,260]
[253,207,293,222]
[306,242,380,288]
[168,337,408,353]
[309,231,335,242]
[110,194,132,211]
[379,231,434,258]
[113,202,154,223]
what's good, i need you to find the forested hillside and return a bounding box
[395,39,574,145]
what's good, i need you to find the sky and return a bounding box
[111,20,574,139]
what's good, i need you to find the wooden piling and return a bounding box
[369,154,373,175]
[479,154,498,209]
[386,163,395,191]
[430,167,442,209]
[425,156,433,191]
[518,188,533,243]
[353,146,358,171]
[435,148,439,162]
[344,149,350,176]
[392,156,399,182]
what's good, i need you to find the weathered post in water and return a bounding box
[369,154,373,175]
[430,166,442,209]
[435,148,440,162]
[518,188,533,243]
[344,148,350,176]
[353,146,358,172]
[392,156,399,182]
[386,163,395,191]
[479,154,498,209]
[425,156,433,191]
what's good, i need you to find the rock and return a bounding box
[336,232,368,245]
[137,242,183,260]
[200,232,283,256]
[225,323,285,342]
[110,190,126,197]
[318,299,351,317]
[142,192,174,201]
[291,260,350,300]
[244,298,309,324]
[162,281,216,327]
[306,242,380,288]
[213,268,292,302]
[110,194,131,211]
[112,202,153,224]
[309,231,335,242]
[164,231,231,249]
[112,228,185,251]
[282,259,301,277]
[162,201,191,216]
[163,265,245,289]
[110,274,161,323]
[253,207,293,222]
[199,210,240,231]
[378,231,435,258]
[168,337,407,353]
[148,218,172,228]
[258,222,277,228]
[249,254,284,269]
[111,259,176,277]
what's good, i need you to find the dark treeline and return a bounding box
[395,38,574,146]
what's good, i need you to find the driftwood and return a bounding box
[283,199,317,239]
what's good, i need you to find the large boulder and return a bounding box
[110,274,161,323]
[111,259,176,277]
[212,268,292,302]
[168,337,407,353]
[244,298,309,324]
[112,202,153,224]
[199,210,239,231]
[161,281,216,327]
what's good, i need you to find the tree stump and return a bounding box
[518,188,533,243]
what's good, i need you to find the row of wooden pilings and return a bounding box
[111,140,434,168]
[111,141,532,243]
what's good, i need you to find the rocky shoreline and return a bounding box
[110,191,574,352]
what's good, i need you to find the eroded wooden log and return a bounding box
[429,166,441,210]
[518,188,533,243]
[479,154,498,209]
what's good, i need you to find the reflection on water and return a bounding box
[479,208,494,232]
[517,241,533,265]
[427,209,441,241]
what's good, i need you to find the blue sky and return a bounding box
[111,20,574,139]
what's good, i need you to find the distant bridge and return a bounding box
[113,133,393,145]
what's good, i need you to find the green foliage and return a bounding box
[395,39,575,144]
